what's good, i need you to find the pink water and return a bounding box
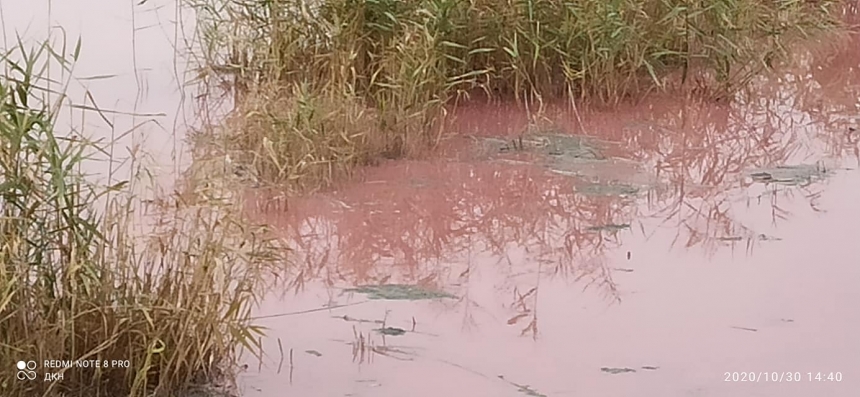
[237,21,860,397]
[5,1,858,396]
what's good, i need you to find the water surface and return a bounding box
[239,29,860,397]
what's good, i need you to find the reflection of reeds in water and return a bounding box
[640,43,855,253]
[250,159,632,301]
[538,29,860,256]
[241,156,637,340]
[242,25,859,339]
[508,286,539,339]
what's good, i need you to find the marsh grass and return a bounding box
[190,0,838,191]
[1,39,283,396]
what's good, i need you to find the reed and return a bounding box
[189,0,838,189]
[1,39,282,396]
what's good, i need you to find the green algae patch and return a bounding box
[746,164,831,186]
[345,284,457,300]
[472,133,660,200]
[375,327,407,336]
[533,133,606,161]
[601,367,637,374]
[475,133,605,162]
[586,223,631,232]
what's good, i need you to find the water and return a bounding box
[1,0,197,190]
[3,1,859,396]
[239,30,860,397]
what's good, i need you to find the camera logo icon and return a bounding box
[16,361,37,381]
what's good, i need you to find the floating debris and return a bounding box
[730,326,758,332]
[345,284,457,300]
[334,315,384,324]
[586,223,631,232]
[355,379,383,387]
[641,366,660,371]
[747,163,830,186]
[497,375,548,397]
[601,367,637,374]
[515,385,547,397]
[375,327,407,336]
[717,234,782,242]
[305,350,322,357]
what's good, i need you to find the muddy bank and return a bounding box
[236,27,860,397]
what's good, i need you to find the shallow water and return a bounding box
[1,0,197,189]
[239,30,860,397]
[4,2,859,396]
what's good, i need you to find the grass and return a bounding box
[1,38,283,396]
[190,0,839,191]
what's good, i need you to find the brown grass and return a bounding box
[1,38,284,396]
[189,0,839,191]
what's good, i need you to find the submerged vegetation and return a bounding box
[192,0,839,191]
[0,40,281,396]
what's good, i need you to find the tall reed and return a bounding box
[1,38,281,396]
[190,0,838,190]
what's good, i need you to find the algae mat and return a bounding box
[473,133,605,162]
[472,132,657,199]
[345,284,457,300]
[746,164,832,186]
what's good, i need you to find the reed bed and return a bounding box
[1,39,283,396]
[190,0,838,190]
